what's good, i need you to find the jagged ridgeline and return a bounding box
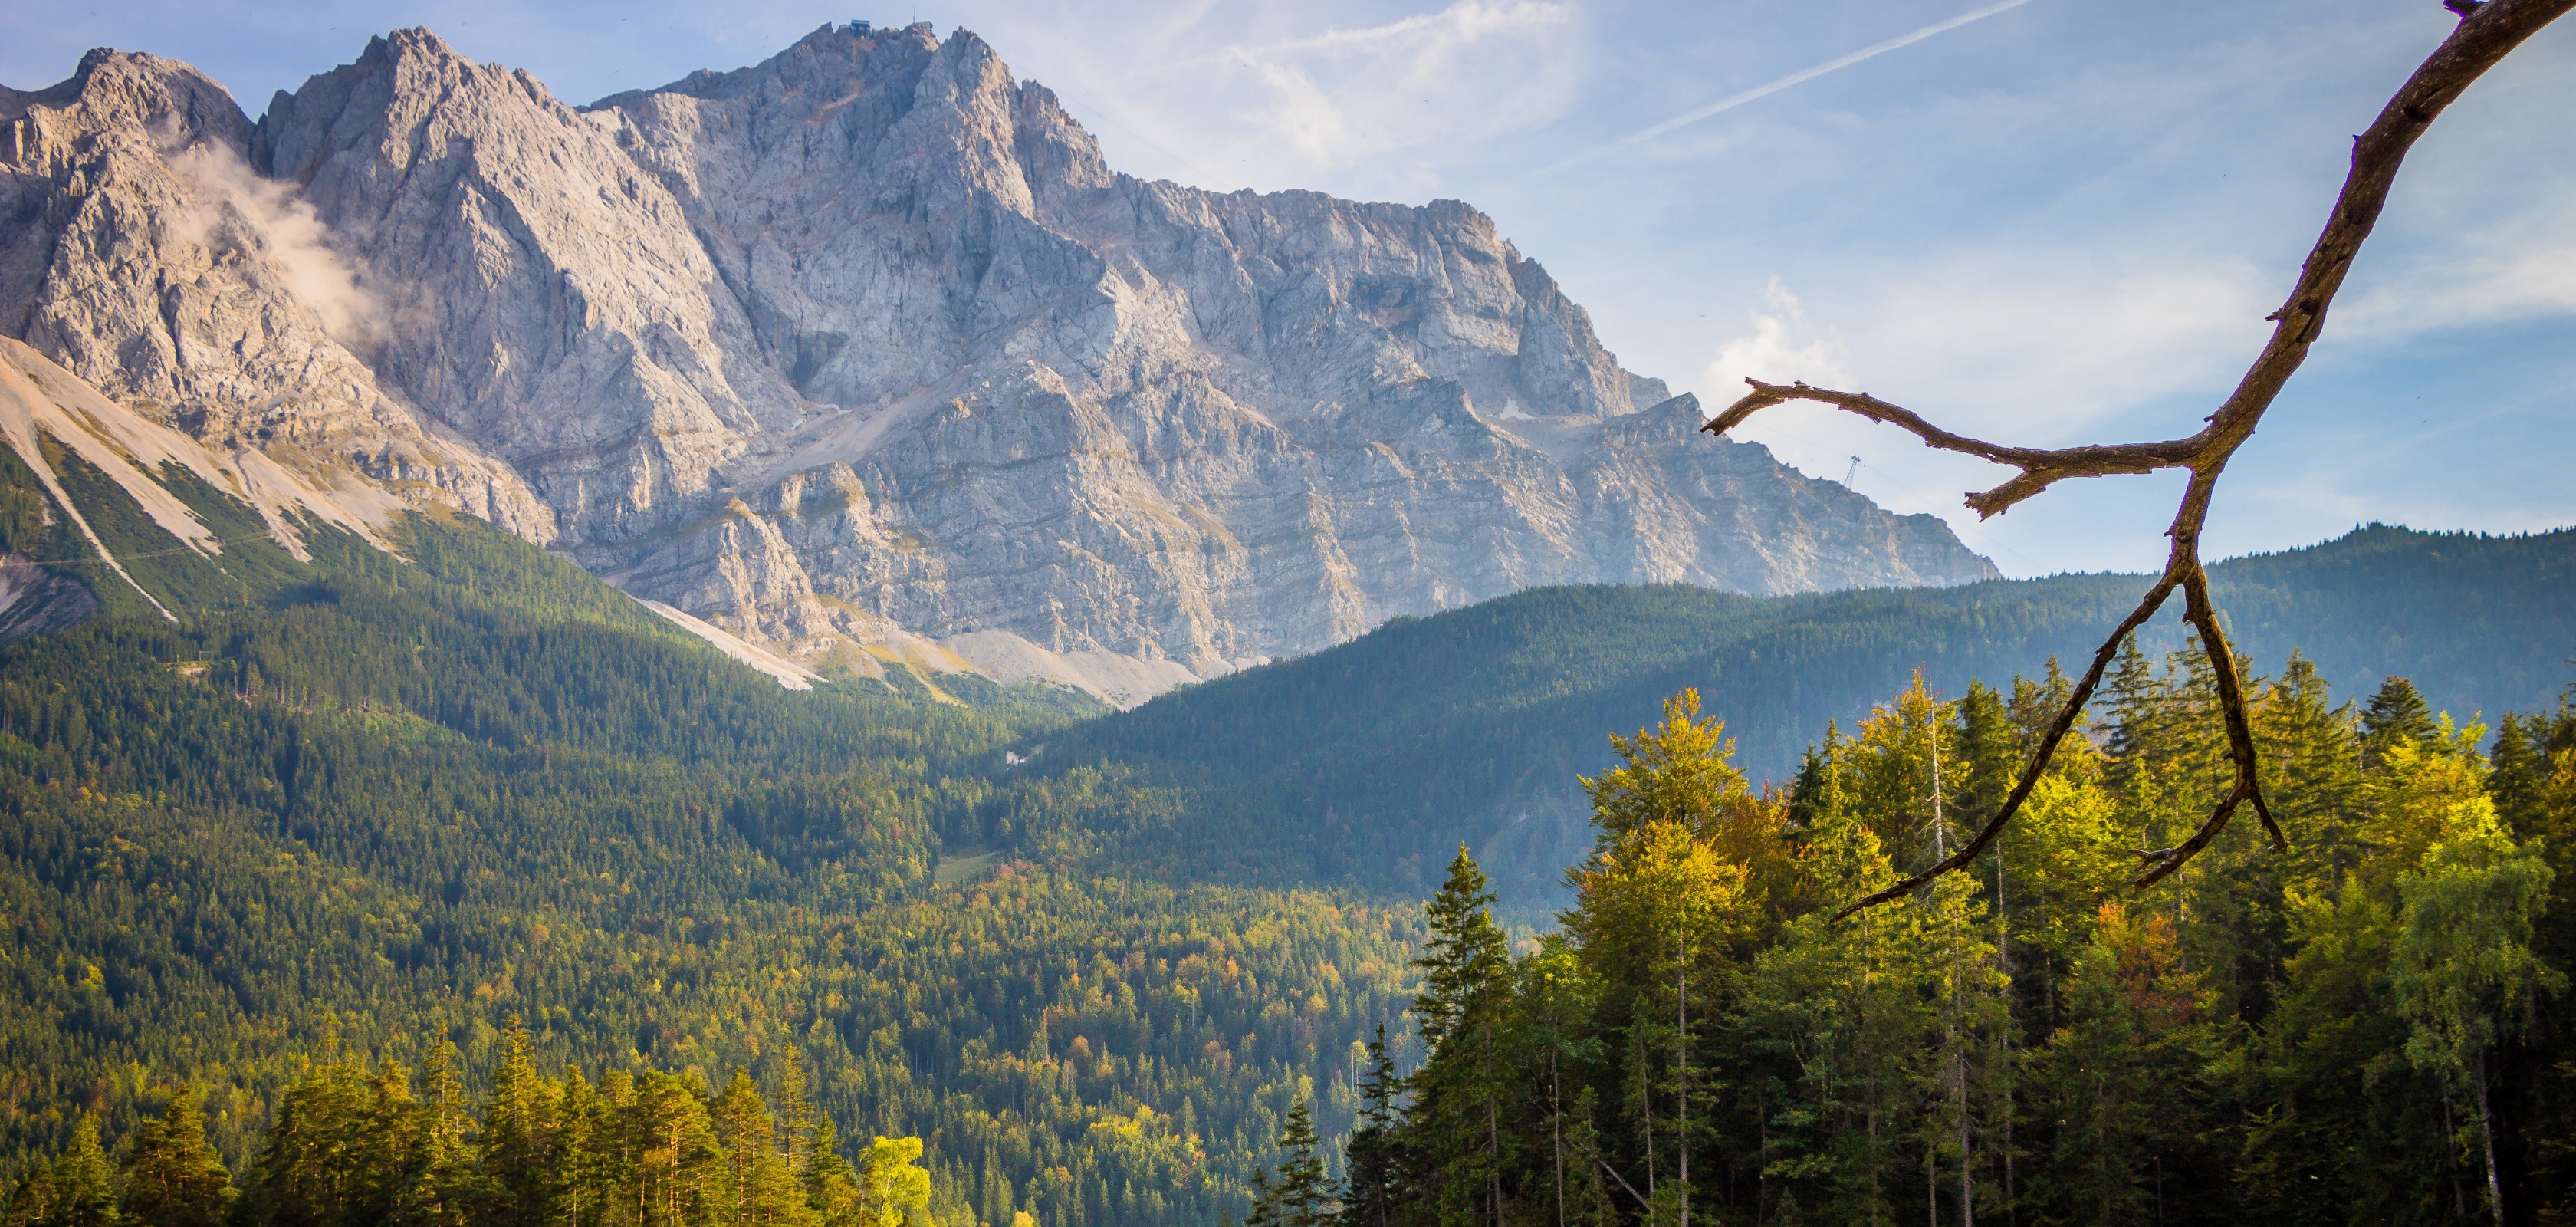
[2,24,1994,712]
[2,340,2571,1225]
[0,384,1423,1226]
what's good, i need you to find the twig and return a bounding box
[1743,0,2576,918]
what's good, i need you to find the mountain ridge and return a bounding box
[1044,521,2576,911]
[1,21,1996,703]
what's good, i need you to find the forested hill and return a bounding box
[1046,525,2576,910]
[2,394,2568,1227]
[0,481,1421,1226]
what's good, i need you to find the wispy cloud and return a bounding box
[1212,0,1582,176]
[1544,0,2045,175]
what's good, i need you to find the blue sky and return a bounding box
[7,0,2571,577]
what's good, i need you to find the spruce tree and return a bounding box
[14,1114,121,1227]
[2098,637,2164,801]
[476,1018,556,1226]
[120,1088,232,1227]
[1339,1026,1401,1227]
[805,1114,863,1226]
[1786,743,1830,831]
[2361,676,2439,773]
[2486,713,2550,841]
[547,1070,614,1227]
[1411,847,1514,1227]
[1280,1092,1337,1227]
[1413,848,1508,1054]
[48,1114,118,1227]
[3,1166,61,1227]
[395,1044,476,1227]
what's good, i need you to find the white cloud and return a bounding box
[1848,251,2275,443]
[2331,189,2576,344]
[1703,278,1852,409]
[1056,0,1586,191]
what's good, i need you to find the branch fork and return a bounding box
[1694,0,2576,918]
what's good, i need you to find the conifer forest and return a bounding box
[0,498,2568,1226]
[3,0,2572,1221]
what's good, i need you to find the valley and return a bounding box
[0,8,2570,1225]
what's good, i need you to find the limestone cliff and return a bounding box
[2,23,1999,700]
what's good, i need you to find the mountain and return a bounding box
[1043,524,2576,913]
[0,432,1398,1223]
[0,318,2562,1219]
[1,24,1994,703]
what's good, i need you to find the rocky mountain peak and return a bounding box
[1,25,1999,702]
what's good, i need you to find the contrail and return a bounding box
[1543,0,2042,174]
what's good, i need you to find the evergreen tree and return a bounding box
[45,1114,118,1227]
[2028,903,2219,1225]
[118,1089,232,1227]
[1412,849,1508,1055]
[805,1114,863,1227]
[3,1165,61,1227]
[2486,712,2551,842]
[395,1044,476,1227]
[1258,1094,1335,1227]
[548,1070,617,1227]
[715,1067,814,1227]
[2362,676,2440,773]
[1407,849,1513,1227]
[476,1018,555,1227]
[1339,1027,1401,1227]
[1956,678,2021,825]
[1579,688,1751,850]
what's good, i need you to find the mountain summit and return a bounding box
[2,22,1995,700]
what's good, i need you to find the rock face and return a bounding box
[2,23,1999,695]
[0,50,556,540]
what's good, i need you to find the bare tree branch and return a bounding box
[1762,0,2576,919]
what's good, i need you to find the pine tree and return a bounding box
[46,1114,117,1227]
[2361,676,2439,773]
[1266,1093,1336,1227]
[1413,849,1508,1054]
[477,1018,556,1227]
[120,1088,232,1227]
[1957,678,2020,827]
[1339,1026,1401,1227]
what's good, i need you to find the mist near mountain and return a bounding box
[2,22,1993,706]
